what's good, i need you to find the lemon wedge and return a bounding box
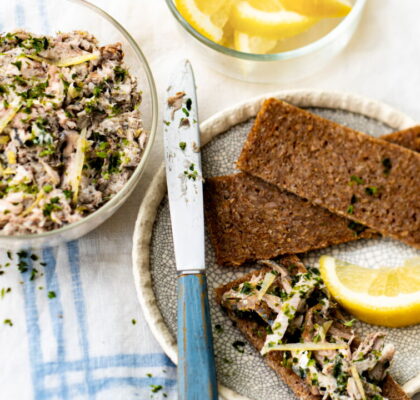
[231,1,317,40]
[319,255,420,327]
[234,31,278,54]
[279,0,352,18]
[175,0,224,43]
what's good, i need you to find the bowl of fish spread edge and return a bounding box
[0,0,158,248]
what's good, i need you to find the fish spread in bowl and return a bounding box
[0,31,146,235]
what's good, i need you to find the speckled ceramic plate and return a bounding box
[132,90,420,400]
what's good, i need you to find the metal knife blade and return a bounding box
[163,60,205,272]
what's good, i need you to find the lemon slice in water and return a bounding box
[175,0,225,43]
[280,0,352,18]
[231,1,317,40]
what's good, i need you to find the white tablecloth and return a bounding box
[1,0,419,399]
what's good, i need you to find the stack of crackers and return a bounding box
[204,99,420,266]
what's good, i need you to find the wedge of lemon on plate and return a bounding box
[319,255,420,327]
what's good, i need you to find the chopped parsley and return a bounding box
[18,261,28,273]
[186,98,192,111]
[21,36,49,53]
[18,81,50,100]
[0,287,11,298]
[349,175,364,185]
[63,190,73,200]
[108,152,121,173]
[131,319,136,325]
[3,319,13,326]
[347,205,354,214]
[272,322,282,331]
[30,268,38,281]
[382,157,392,175]
[11,60,22,71]
[43,185,53,193]
[13,75,27,86]
[163,120,171,126]
[43,197,62,216]
[240,282,253,295]
[0,84,9,95]
[282,303,296,320]
[365,186,378,196]
[48,291,56,299]
[343,319,356,327]
[93,84,105,97]
[184,163,198,181]
[114,66,128,82]
[150,384,163,393]
[110,103,122,116]
[181,107,189,117]
[232,340,246,353]
[17,251,28,259]
[179,141,186,151]
[96,151,108,159]
[348,221,367,236]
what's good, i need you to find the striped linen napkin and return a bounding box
[0,243,175,399]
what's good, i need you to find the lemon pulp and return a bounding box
[174,0,352,54]
[319,255,420,327]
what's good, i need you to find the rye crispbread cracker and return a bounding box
[237,99,420,249]
[205,124,420,266]
[382,125,420,152]
[204,173,376,266]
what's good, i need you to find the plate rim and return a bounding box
[132,89,416,400]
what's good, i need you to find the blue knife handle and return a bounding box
[177,272,218,400]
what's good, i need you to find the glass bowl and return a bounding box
[165,0,367,83]
[0,0,158,249]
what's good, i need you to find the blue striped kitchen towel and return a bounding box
[0,241,176,400]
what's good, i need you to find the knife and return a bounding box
[163,59,218,400]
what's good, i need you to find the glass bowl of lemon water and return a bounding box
[166,0,367,83]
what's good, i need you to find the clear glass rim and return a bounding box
[0,0,158,241]
[165,0,367,61]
